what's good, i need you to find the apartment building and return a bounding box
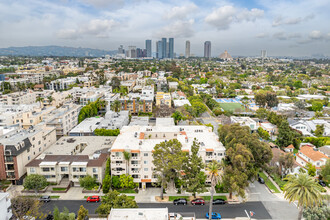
[69,117,103,136]
[0,90,37,105]
[110,125,225,188]
[0,193,12,220]
[46,78,76,90]
[156,92,171,108]
[98,110,129,130]
[230,116,258,132]
[26,136,115,185]
[0,125,56,184]
[296,145,328,175]
[119,86,154,114]
[46,103,81,138]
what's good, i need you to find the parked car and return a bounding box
[86,195,100,202]
[191,198,205,205]
[39,196,51,202]
[258,177,265,184]
[212,198,227,205]
[319,180,326,187]
[205,212,222,219]
[169,213,183,219]
[173,198,187,205]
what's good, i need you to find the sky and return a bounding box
[0,0,329,57]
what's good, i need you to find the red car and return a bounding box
[86,196,100,202]
[191,198,205,205]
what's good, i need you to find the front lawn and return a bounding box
[259,172,280,193]
[127,196,135,199]
[169,196,190,201]
[52,187,67,191]
[50,196,60,199]
[270,173,287,190]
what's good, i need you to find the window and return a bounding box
[115,152,121,157]
[79,167,86,172]
[28,156,30,161]
[144,153,148,157]
[131,153,138,157]
[144,168,148,171]
[132,175,139,178]
[38,141,41,145]
[93,174,98,179]
[93,168,98,173]
[144,175,148,178]
[218,153,223,156]
[42,167,50,172]
[144,161,148,164]
[131,168,139,171]
[61,167,68,172]
[206,152,213,156]
[50,167,54,171]
[39,147,41,152]
[131,161,138,165]
[30,168,35,173]
[27,148,30,153]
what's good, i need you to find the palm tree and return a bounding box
[123,151,131,175]
[283,173,323,220]
[206,160,222,220]
[111,100,121,112]
[47,96,53,105]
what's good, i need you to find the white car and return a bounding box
[169,213,182,220]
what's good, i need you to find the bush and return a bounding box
[79,175,97,190]
[112,176,121,189]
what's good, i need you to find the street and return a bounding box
[42,200,272,219]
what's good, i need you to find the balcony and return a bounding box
[131,164,141,168]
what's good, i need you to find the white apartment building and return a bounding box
[230,116,258,132]
[0,90,37,105]
[0,193,12,220]
[46,103,81,138]
[110,125,226,188]
[26,136,115,185]
[46,78,76,90]
[98,110,129,130]
[69,117,103,136]
[0,125,56,184]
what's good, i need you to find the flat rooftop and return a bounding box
[108,208,168,220]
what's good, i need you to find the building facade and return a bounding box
[185,40,190,58]
[204,41,211,58]
[146,40,152,57]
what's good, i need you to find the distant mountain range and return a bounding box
[0,46,117,57]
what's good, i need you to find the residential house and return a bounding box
[296,145,328,175]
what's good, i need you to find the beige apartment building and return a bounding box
[0,125,56,184]
[26,136,115,185]
[0,90,37,105]
[110,125,225,188]
[156,92,171,107]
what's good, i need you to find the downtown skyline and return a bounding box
[0,0,330,57]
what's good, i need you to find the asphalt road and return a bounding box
[42,200,271,219]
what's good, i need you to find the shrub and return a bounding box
[79,175,96,190]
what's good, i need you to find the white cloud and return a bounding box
[256,33,268,38]
[309,30,322,39]
[154,19,194,38]
[205,5,264,30]
[79,0,124,8]
[164,3,198,20]
[273,32,287,40]
[57,19,118,39]
[272,14,314,27]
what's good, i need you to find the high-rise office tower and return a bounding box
[169,38,174,59]
[128,46,137,58]
[161,38,167,59]
[261,50,267,58]
[136,48,143,58]
[146,40,152,57]
[156,41,162,59]
[185,40,190,58]
[118,45,125,54]
[166,42,169,58]
[204,41,211,58]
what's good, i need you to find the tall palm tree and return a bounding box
[111,100,121,112]
[206,160,222,220]
[283,173,323,220]
[123,151,131,175]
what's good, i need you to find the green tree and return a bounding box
[303,204,330,220]
[306,163,317,177]
[11,196,46,220]
[77,205,89,220]
[278,153,295,177]
[110,77,121,91]
[119,174,138,189]
[276,120,301,148]
[320,159,330,185]
[123,151,131,175]
[112,176,121,189]
[255,108,268,120]
[172,111,183,124]
[207,160,222,220]
[293,80,303,88]
[95,190,138,215]
[152,139,187,199]
[23,174,48,194]
[79,175,96,190]
[47,96,53,105]
[257,127,270,140]
[311,101,323,112]
[314,125,324,137]
[294,100,306,110]
[182,139,207,198]
[110,100,121,112]
[103,175,111,193]
[59,207,75,220]
[283,173,323,220]
[53,206,60,220]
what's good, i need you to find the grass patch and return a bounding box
[259,172,280,193]
[116,189,137,194]
[169,196,190,201]
[293,149,298,154]
[270,173,287,190]
[127,196,135,199]
[219,103,247,112]
[52,187,67,191]
[50,196,60,199]
[202,196,227,201]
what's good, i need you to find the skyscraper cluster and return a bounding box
[156,38,174,59]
